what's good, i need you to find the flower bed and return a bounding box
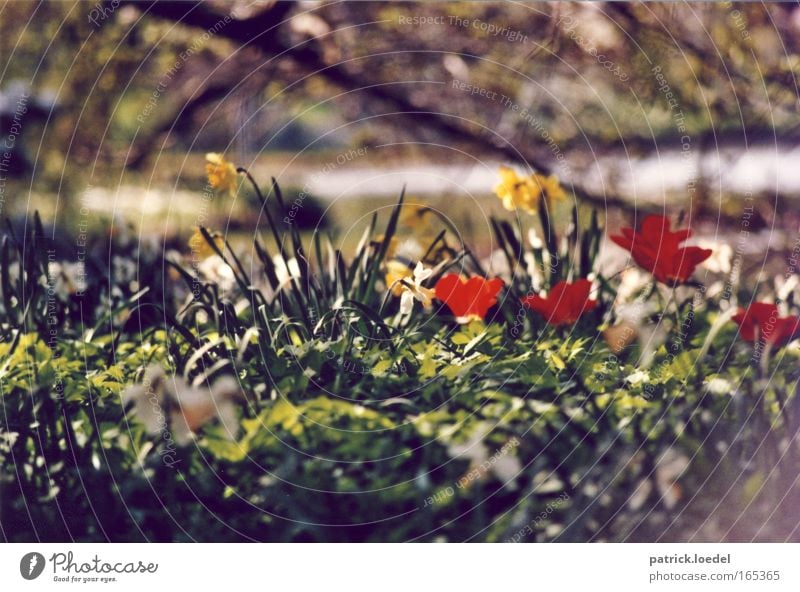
[1,157,798,542]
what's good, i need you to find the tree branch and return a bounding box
[126,0,729,215]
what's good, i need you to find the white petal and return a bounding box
[414,261,432,282]
[399,290,414,315]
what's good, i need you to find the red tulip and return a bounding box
[434,274,504,322]
[732,302,800,346]
[521,279,598,326]
[611,215,712,285]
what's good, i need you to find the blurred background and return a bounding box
[2,0,800,259]
[3,0,800,543]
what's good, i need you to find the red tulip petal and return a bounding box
[524,280,596,326]
[521,294,551,317]
[641,215,671,237]
[435,274,468,317]
[749,302,779,323]
[610,233,634,251]
[435,274,503,320]
[732,309,756,341]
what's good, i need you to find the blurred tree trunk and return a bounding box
[124,0,635,211]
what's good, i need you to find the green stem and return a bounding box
[538,198,559,284]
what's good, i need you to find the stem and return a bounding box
[538,198,559,284]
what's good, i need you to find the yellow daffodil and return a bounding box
[189,227,224,259]
[531,173,567,204]
[493,166,566,213]
[385,259,413,297]
[401,202,444,239]
[205,152,239,196]
[400,204,432,228]
[494,166,537,213]
[398,262,435,315]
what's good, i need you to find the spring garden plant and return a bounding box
[1,154,798,542]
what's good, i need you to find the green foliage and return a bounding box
[1,177,798,542]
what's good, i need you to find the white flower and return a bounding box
[198,255,236,292]
[395,238,424,261]
[448,432,521,488]
[528,227,543,250]
[616,267,651,303]
[705,377,732,396]
[625,369,649,386]
[112,255,138,285]
[654,447,690,509]
[628,447,690,511]
[699,240,732,274]
[483,249,511,279]
[523,252,544,287]
[122,366,244,445]
[272,255,301,287]
[399,262,434,316]
[47,261,87,296]
[777,274,799,304]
